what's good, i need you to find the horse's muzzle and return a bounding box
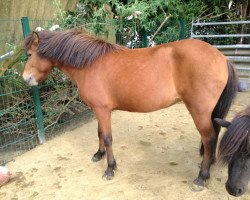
[226,181,246,197]
[23,74,38,86]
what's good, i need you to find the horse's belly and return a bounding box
[115,89,180,112]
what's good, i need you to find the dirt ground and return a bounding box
[0,91,249,200]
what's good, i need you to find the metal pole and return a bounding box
[192,20,250,26]
[142,29,148,47]
[179,19,186,40]
[0,51,14,61]
[21,16,46,144]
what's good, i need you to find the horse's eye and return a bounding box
[27,53,31,57]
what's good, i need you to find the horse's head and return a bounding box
[23,32,53,86]
[226,150,250,197]
[215,115,250,197]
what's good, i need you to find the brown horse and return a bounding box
[215,106,250,196]
[22,30,238,190]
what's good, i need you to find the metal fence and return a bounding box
[191,20,250,84]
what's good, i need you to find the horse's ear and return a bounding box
[214,118,231,128]
[31,31,40,46]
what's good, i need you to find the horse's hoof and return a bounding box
[102,170,114,181]
[190,183,204,192]
[91,150,106,162]
[91,156,102,162]
[190,178,205,192]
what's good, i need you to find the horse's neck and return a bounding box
[56,64,85,86]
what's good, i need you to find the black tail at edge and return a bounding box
[200,60,238,156]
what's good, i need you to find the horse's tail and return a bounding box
[211,60,238,133]
[200,60,238,156]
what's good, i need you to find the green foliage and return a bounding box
[67,0,207,32]
[50,0,203,46]
[48,0,249,44]
[0,44,27,77]
[56,0,245,45]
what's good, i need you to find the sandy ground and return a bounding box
[0,91,249,200]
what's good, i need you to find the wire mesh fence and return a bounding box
[0,71,37,165]
[0,19,22,56]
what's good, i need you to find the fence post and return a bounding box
[142,29,148,47]
[179,19,187,40]
[21,16,46,144]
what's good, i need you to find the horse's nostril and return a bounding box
[225,182,244,197]
[236,188,243,196]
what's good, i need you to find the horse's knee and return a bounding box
[103,134,112,146]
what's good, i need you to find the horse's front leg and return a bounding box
[93,108,117,180]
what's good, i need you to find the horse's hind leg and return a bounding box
[187,106,218,190]
[92,123,106,162]
[199,121,220,164]
[194,124,217,188]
